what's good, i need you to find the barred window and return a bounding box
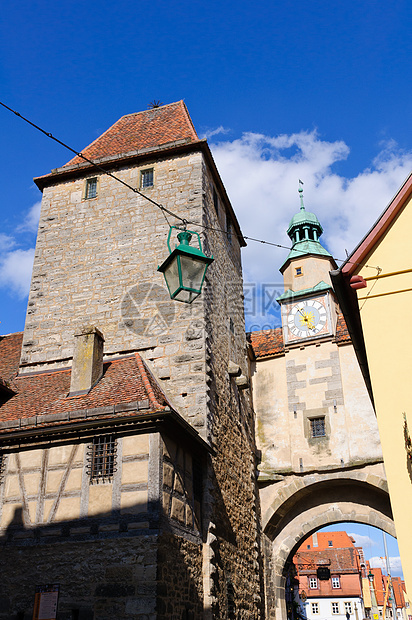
[310,417,326,438]
[88,435,117,482]
[140,168,154,188]
[85,177,98,199]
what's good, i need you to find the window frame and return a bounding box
[310,416,326,438]
[311,603,319,615]
[309,577,318,589]
[84,177,98,200]
[140,168,154,189]
[88,434,117,483]
[345,602,352,615]
[332,602,340,615]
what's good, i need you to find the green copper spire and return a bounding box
[280,182,332,271]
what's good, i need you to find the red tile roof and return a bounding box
[64,101,199,167]
[248,327,285,359]
[335,313,351,344]
[0,332,23,390]
[295,547,360,574]
[0,333,169,431]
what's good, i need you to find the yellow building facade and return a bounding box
[331,172,412,594]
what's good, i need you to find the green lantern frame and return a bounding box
[158,226,214,303]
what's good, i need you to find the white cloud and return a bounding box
[200,126,230,140]
[369,556,403,577]
[348,533,378,548]
[210,131,412,328]
[0,234,15,252]
[17,200,42,233]
[0,248,35,298]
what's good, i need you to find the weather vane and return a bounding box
[298,179,305,210]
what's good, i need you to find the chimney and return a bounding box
[69,326,105,396]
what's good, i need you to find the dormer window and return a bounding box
[85,177,98,199]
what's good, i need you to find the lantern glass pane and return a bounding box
[163,257,180,296]
[179,255,207,291]
[173,289,200,303]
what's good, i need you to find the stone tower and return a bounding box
[249,188,391,620]
[0,102,263,618]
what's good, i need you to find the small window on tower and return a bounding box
[310,417,326,438]
[140,168,154,188]
[85,177,98,199]
[295,267,303,276]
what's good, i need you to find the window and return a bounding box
[329,541,334,547]
[345,603,352,615]
[310,417,326,438]
[88,435,117,482]
[332,577,340,588]
[309,578,318,589]
[332,603,340,614]
[307,544,311,549]
[85,177,98,199]
[311,603,319,615]
[296,267,303,276]
[140,168,154,188]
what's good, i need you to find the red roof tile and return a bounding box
[294,547,360,573]
[64,101,199,167]
[0,333,170,429]
[335,313,351,344]
[248,327,285,359]
[0,332,23,388]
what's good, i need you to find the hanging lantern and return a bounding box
[158,226,214,303]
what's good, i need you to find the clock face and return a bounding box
[287,299,327,339]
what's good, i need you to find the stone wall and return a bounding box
[157,533,203,619]
[253,339,382,478]
[0,535,158,620]
[200,163,264,618]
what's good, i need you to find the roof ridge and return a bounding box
[134,353,165,411]
[119,100,187,121]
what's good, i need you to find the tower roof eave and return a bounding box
[280,241,337,273]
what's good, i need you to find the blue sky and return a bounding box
[0,0,409,578]
[1,0,412,334]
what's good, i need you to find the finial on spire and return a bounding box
[298,180,305,210]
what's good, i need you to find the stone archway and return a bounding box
[260,466,395,620]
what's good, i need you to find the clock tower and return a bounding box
[277,185,338,345]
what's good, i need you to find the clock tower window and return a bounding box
[310,417,326,438]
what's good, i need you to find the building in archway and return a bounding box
[249,191,392,620]
[293,531,366,620]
